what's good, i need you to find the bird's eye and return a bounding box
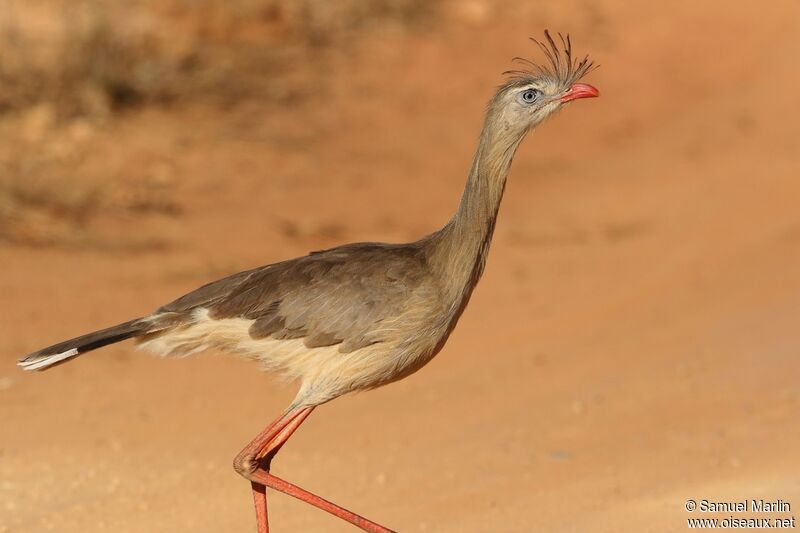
[518,88,541,105]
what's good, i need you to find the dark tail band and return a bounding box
[18,318,148,371]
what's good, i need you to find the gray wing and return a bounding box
[157,243,430,352]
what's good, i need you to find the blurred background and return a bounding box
[1,1,799,531]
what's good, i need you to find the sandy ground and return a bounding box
[2,1,800,532]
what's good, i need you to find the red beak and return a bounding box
[560,83,600,103]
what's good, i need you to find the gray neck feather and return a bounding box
[425,104,529,311]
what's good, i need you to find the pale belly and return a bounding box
[136,308,435,405]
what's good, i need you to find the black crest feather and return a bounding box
[504,30,597,88]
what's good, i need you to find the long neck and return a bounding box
[426,109,528,307]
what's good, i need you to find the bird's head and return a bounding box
[488,31,598,135]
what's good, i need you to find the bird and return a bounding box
[18,31,598,533]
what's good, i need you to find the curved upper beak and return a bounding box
[560,83,600,103]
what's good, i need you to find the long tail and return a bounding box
[18,318,150,371]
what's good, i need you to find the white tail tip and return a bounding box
[18,348,79,371]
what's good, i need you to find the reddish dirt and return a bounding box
[3,1,800,532]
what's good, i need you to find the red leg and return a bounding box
[251,482,268,533]
[235,408,309,533]
[237,411,292,533]
[233,406,395,533]
[250,471,394,533]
